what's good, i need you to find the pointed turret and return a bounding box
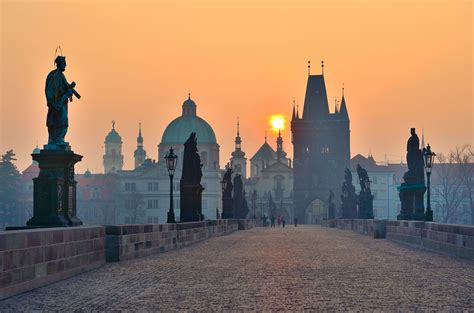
[339,89,349,120]
[276,129,283,162]
[291,99,296,121]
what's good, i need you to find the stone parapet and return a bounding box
[105,219,250,262]
[330,219,386,239]
[0,226,105,300]
[386,221,474,260]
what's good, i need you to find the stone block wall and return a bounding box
[386,221,474,260]
[333,219,386,238]
[105,219,247,262]
[0,226,105,300]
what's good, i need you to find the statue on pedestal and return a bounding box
[340,168,358,218]
[180,133,204,222]
[23,52,83,228]
[398,128,426,220]
[356,164,374,219]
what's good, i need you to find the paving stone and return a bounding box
[0,226,473,311]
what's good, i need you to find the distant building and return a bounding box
[230,120,247,179]
[243,130,293,221]
[292,66,350,223]
[103,121,124,174]
[115,95,221,223]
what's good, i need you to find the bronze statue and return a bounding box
[45,55,80,147]
[340,168,358,218]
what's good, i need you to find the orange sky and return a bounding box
[1,0,472,173]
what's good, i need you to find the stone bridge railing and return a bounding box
[0,219,256,300]
[324,219,474,261]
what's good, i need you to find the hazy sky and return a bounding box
[1,0,472,173]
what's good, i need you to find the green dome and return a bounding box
[161,95,217,144]
[161,115,217,144]
[105,122,122,143]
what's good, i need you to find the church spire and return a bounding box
[334,96,339,114]
[235,117,242,150]
[276,128,283,162]
[134,122,146,169]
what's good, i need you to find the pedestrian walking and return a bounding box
[282,217,286,228]
[294,217,298,227]
[277,216,281,227]
[270,215,275,228]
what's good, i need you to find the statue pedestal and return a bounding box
[358,192,374,219]
[397,183,426,221]
[180,184,204,222]
[26,148,83,227]
[222,197,233,219]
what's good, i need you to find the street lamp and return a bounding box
[423,144,436,221]
[165,147,178,223]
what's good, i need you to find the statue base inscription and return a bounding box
[26,148,83,227]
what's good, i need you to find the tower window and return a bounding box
[148,183,153,191]
[154,182,159,191]
[321,146,330,154]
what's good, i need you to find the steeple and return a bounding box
[230,118,246,178]
[276,129,283,162]
[334,96,339,114]
[339,85,349,120]
[134,123,146,169]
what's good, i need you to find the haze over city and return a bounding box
[1,0,472,173]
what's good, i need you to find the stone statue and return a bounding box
[340,168,358,218]
[356,164,374,219]
[180,132,204,222]
[221,165,234,219]
[181,133,202,185]
[398,128,426,220]
[45,55,80,147]
[356,164,370,193]
[232,174,249,219]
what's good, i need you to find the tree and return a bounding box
[452,145,474,224]
[0,150,21,229]
[433,152,466,223]
[124,190,145,224]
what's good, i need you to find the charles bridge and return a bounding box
[0,219,473,311]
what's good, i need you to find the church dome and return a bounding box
[161,96,217,144]
[105,122,122,143]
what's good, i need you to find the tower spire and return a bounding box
[276,128,283,162]
[292,98,296,120]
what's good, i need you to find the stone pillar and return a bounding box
[26,148,83,227]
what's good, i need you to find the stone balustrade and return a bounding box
[325,219,474,260]
[0,226,105,300]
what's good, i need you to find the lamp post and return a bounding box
[165,147,178,224]
[423,144,436,222]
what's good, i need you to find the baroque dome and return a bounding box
[161,96,217,145]
[105,121,122,143]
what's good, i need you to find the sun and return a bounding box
[270,114,285,132]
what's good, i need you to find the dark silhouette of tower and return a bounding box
[134,123,146,169]
[291,62,350,223]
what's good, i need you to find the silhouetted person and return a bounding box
[270,215,275,228]
[282,217,286,228]
[294,217,298,227]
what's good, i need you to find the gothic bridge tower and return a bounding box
[291,61,350,223]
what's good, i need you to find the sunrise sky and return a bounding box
[1,0,472,173]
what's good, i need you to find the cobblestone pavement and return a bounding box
[1,226,474,311]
